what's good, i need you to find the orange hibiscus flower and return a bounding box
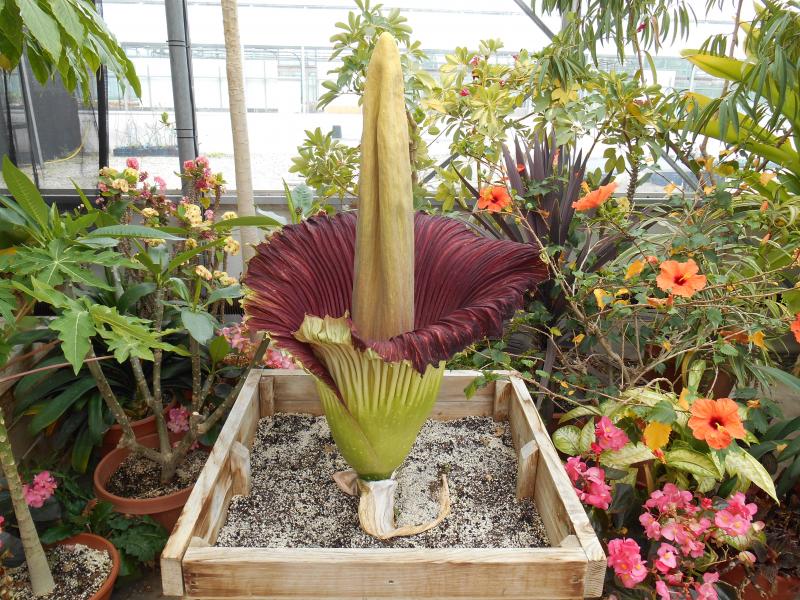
[656,259,707,298]
[791,313,800,343]
[478,185,512,213]
[688,397,746,450]
[572,181,617,211]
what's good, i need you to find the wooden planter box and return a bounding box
[161,370,605,599]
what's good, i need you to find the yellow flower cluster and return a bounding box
[141,207,159,218]
[195,265,213,280]
[213,270,238,286]
[223,236,240,255]
[184,204,203,227]
[222,211,238,221]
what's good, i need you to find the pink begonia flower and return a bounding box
[32,472,57,496]
[694,572,719,600]
[700,497,713,509]
[725,493,758,518]
[607,538,648,587]
[591,416,629,453]
[738,550,756,565]
[640,512,661,539]
[196,156,210,168]
[183,160,195,171]
[655,579,671,600]
[714,509,751,537]
[154,176,167,192]
[564,456,586,483]
[582,467,612,509]
[459,88,470,96]
[204,209,214,221]
[126,157,140,170]
[654,543,679,574]
[645,483,693,513]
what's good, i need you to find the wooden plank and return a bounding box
[493,380,511,421]
[230,441,251,496]
[259,375,275,417]
[516,440,538,500]
[183,547,587,599]
[160,369,262,597]
[509,376,606,598]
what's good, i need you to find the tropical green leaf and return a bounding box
[205,285,242,305]
[212,215,281,229]
[601,443,655,468]
[86,225,184,241]
[558,404,601,423]
[725,446,778,500]
[2,155,50,233]
[180,309,218,344]
[208,335,232,365]
[118,282,156,314]
[552,425,581,455]
[50,308,93,373]
[664,447,721,479]
[28,377,97,433]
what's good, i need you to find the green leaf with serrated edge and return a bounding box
[552,425,581,455]
[559,404,601,423]
[50,308,93,374]
[600,443,655,468]
[664,447,721,479]
[725,446,778,500]
[578,419,595,454]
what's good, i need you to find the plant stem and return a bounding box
[0,408,54,596]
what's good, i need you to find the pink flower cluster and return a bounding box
[264,348,295,369]
[167,406,191,433]
[714,492,758,537]
[182,156,221,194]
[565,456,612,509]
[606,485,762,597]
[591,416,629,454]
[608,538,648,587]
[219,322,296,369]
[220,322,250,353]
[22,471,57,508]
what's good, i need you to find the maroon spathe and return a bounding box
[244,212,548,388]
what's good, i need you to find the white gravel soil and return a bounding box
[6,543,112,600]
[215,414,550,549]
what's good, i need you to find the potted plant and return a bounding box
[0,154,279,530]
[243,32,548,537]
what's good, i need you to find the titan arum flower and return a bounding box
[245,33,547,539]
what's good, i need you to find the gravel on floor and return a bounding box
[216,414,550,549]
[6,543,112,600]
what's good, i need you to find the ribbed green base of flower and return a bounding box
[295,315,445,480]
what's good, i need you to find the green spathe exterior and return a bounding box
[295,314,444,480]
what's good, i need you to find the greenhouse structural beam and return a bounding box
[164,0,199,182]
[511,0,556,40]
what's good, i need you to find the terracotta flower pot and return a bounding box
[56,533,121,600]
[721,565,800,600]
[99,400,177,457]
[93,433,193,532]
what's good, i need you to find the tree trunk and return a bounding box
[221,0,258,266]
[0,409,54,596]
